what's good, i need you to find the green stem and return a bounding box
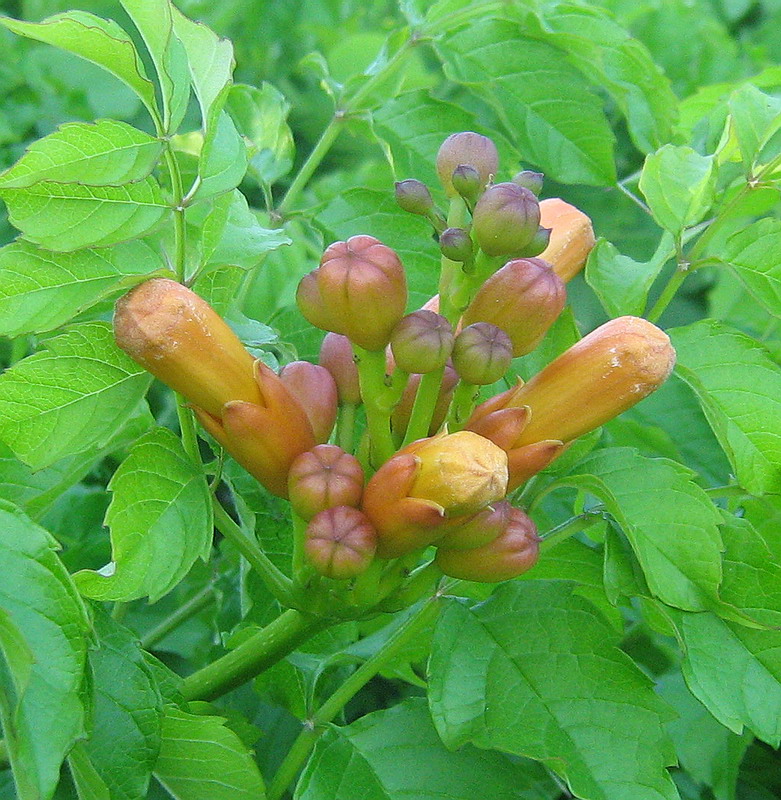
[176,398,201,464]
[401,365,446,446]
[212,501,294,605]
[336,403,357,452]
[141,585,215,650]
[291,511,309,582]
[447,381,479,431]
[181,609,327,702]
[539,513,603,553]
[354,347,395,466]
[646,267,688,324]
[267,596,442,800]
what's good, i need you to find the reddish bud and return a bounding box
[437,132,498,197]
[392,364,459,438]
[395,179,434,215]
[539,198,596,283]
[436,506,540,582]
[279,361,338,443]
[305,506,377,580]
[296,235,407,351]
[319,333,361,406]
[436,500,512,551]
[461,258,566,357]
[289,444,364,520]
[472,182,541,257]
[452,323,513,385]
[512,170,544,196]
[390,311,454,374]
[439,227,473,263]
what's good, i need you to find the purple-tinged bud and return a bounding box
[439,227,473,263]
[437,132,498,197]
[451,165,482,205]
[512,170,544,196]
[392,364,459,438]
[452,323,513,385]
[305,506,377,580]
[319,333,361,406]
[390,311,454,374]
[288,444,364,521]
[395,179,434,216]
[436,506,540,582]
[461,258,565,357]
[296,235,407,351]
[279,361,338,444]
[472,182,541,257]
[518,226,551,258]
[436,500,512,551]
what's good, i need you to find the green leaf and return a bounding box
[0,178,170,252]
[298,698,560,800]
[727,84,781,174]
[639,145,716,235]
[69,610,162,800]
[585,238,667,317]
[565,448,723,611]
[0,322,152,470]
[429,582,678,800]
[195,110,248,200]
[120,0,190,134]
[68,745,111,800]
[76,427,213,603]
[0,239,166,337]
[153,707,266,799]
[671,320,781,496]
[227,83,295,185]
[722,218,781,319]
[0,12,158,120]
[436,19,616,185]
[0,501,91,800]
[673,608,781,746]
[0,120,163,189]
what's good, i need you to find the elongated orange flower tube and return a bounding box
[538,198,596,283]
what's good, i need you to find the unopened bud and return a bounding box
[439,227,473,262]
[518,226,551,257]
[472,182,541,257]
[319,333,361,406]
[395,179,434,216]
[114,278,260,418]
[461,258,566,357]
[297,235,407,351]
[288,444,364,521]
[451,165,482,205]
[436,500,512,551]
[539,198,596,282]
[452,323,513,385]
[512,170,544,196]
[392,364,459,438]
[436,506,540,582]
[305,506,377,580]
[437,132,498,197]
[390,311,454,374]
[280,361,338,443]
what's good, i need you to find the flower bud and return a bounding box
[395,179,434,216]
[296,235,407,351]
[319,333,361,406]
[512,170,544,196]
[451,165,482,205]
[436,500,512,551]
[539,198,596,282]
[439,227,473,263]
[472,316,676,449]
[279,361,338,443]
[518,226,551,258]
[472,182,541,257]
[288,444,364,521]
[114,278,260,418]
[436,506,540,582]
[436,132,498,197]
[461,258,566,357]
[390,311,454,374]
[305,506,377,580]
[362,431,508,558]
[452,323,513,385]
[391,364,459,438]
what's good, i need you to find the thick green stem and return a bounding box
[646,266,688,324]
[539,513,603,553]
[447,380,479,430]
[401,365,446,446]
[336,403,357,452]
[141,585,215,650]
[354,347,395,466]
[267,596,442,800]
[213,502,294,605]
[181,609,327,701]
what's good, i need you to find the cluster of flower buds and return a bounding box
[112,129,676,595]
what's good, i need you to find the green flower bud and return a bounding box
[517,226,551,258]
[390,311,454,374]
[439,227,473,263]
[512,170,544,196]
[305,506,377,580]
[437,132,498,197]
[452,323,513,385]
[288,444,364,521]
[395,179,434,216]
[451,165,482,205]
[472,182,541,257]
